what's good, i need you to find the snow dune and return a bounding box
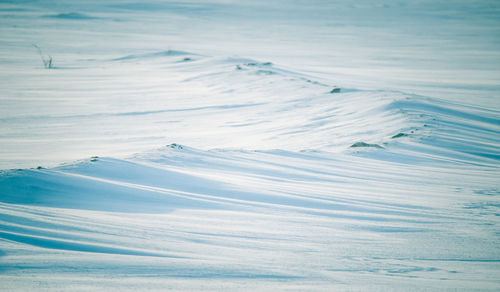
[2,49,498,169]
[1,142,499,290]
[1,0,500,290]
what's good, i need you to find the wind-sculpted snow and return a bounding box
[1,145,499,290]
[1,49,500,291]
[1,0,500,290]
[4,48,498,169]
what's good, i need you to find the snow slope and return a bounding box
[0,0,499,290]
[1,146,499,290]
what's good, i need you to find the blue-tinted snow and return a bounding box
[0,0,499,290]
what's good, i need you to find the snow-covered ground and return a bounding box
[0,0,499,290]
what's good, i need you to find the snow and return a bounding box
[1,0,500,290]
[1,148,499,290]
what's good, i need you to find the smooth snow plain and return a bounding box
[0,0,499,291]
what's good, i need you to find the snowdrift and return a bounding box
[1,0,499,290]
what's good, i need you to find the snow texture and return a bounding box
[0,0,499,291]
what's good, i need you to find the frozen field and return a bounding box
[0,0,499,291]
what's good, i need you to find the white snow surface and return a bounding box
[0,0,500,291]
